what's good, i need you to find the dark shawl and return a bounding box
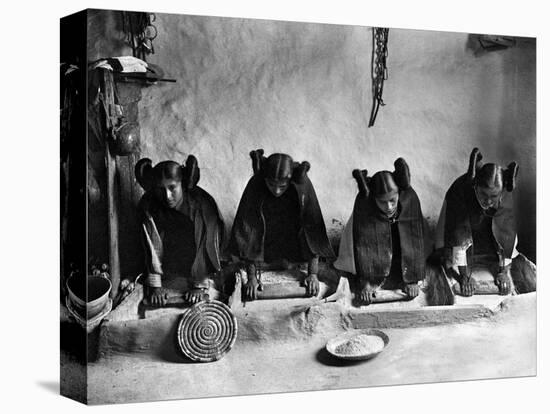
[139,185,224,278]
[352,187,425,285]
[443,173,516,263]
[228,174,335,262]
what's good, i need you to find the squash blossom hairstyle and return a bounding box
[135,155,201,192]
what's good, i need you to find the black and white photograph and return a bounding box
[58,5,540,406]
[4,1,547,412]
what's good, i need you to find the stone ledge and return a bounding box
[97,294,511,359]
[95,270,515,359]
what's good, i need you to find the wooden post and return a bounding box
[112,82,143,277]
[102,70,121,299]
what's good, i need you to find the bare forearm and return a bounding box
[308,255,319,276]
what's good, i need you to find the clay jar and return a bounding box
[112,121,140,156]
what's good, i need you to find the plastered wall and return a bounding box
[87,10,536,264]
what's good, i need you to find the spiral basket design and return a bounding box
[176,300,237,362]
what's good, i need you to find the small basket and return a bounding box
[176,300,237,362]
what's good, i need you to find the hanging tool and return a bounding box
[368,27,390,127]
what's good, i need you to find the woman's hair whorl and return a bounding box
[183,154,200,190]
[503,161,519,192]
[353,169,369,196]
[292,161,310,184]
[250,149,266,175]
[467,147,484,182]
[393,157,411,189]
[135,158,154,192]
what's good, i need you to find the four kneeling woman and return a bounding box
[134,148,535,307]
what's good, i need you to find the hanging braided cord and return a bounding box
[368,28,389,127]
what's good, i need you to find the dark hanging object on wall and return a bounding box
[478,35,516,51]
[90,68,141,156]
[368,27,390,128]
[121,11,158,60]
[112,121,140,156]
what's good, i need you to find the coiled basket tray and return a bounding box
[176,300,237,362]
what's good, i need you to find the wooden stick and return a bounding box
[452,280,500,295]
[142,292,209,307]
[256,284,308,300]
[370,289,409,303]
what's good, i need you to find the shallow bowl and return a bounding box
[326,329,389,361]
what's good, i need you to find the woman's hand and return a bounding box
[184,287,208,304]
[359,280,377,305]
[459,277,476,296]
[455,265,475,297]
[304,274,320,297]
[404,283,419,298]
[495,270,512,295]
[244,273,259,301]
[148,287,169,307]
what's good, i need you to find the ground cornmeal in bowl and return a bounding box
[335,334,385,356]
[326,329,389,360]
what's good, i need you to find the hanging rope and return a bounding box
[368,27,389,127]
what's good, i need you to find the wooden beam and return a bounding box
[102,70,121,299]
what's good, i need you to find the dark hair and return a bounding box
[370,171,399,197]
[135,155,200,192]
[475,163,504,189]
[264,153,294,180]
[352,169,369,196]
[353,158,411,197]
[467,148,519,192]
[153,161,183,182]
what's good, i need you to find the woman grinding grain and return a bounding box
[228,149,335,301]
[135,155,224,307]
[431,148,536,301]
[334,158,426,305]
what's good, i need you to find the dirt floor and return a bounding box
[61,292,536,405]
